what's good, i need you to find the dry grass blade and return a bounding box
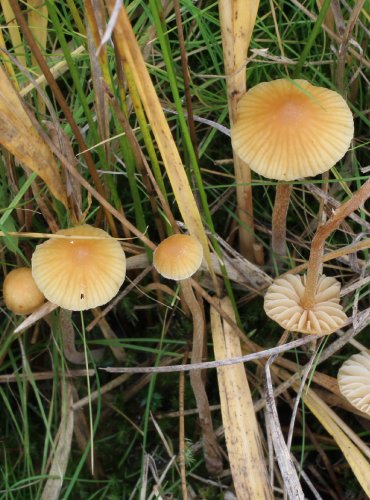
[1,0,26,67]
[41,382,74,500]
[105,1,213,273]
[211,297,273,499]
[300,386,370,497]
[264,354,305,499]
[0,65,68,208]
[20,46,86,97]
[27,0,48,113]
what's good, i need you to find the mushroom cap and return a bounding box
[32,225,126,311]
[232,79,354,181]
[338,352,370,416]
[264,274,347,334]
[3,267,45,315]
[153,234,203,280]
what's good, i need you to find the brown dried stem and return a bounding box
[180,279,222,475]
[302,178,370,308]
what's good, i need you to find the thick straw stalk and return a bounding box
[219,0,259,261]
[106,1,214,279]
[211,297,272,499]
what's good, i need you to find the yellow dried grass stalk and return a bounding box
[211,297,273,499]
[106,1,213,274]
[1,0,26,67]
[28,0,48,113]
[219,0,259,261]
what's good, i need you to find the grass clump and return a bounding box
[0,0,369,498]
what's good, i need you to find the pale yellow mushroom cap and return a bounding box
[153,234,203,280]
[338,352,370,416]
[3,267,45,315]
[31,225,126,311]
[232,79,354,181]
[264,274,347,334]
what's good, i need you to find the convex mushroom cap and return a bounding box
[338,352,370,416]
[153,234,203,280]
[264,274,347,335]
[3,267,45,315]
[232,79,354,181]
[32,225,126,311]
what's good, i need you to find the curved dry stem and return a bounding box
[180,279,222,475]
[272,183,292,259]
[302,178,370,308]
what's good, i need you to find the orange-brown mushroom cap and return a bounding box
[338,352,370,416]
[31,225,126,311]
[264,274,347,335]
[3,267,45,315]
[153,234,203,280]
[232,79,354,181]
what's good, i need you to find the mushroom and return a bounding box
[338,352,370,416]
[264,273,347,335]
[232,79,354,259]
[3,267,45,315]
[153,233,222,472]
[31,224,126,311]
[264,177,370,333]
[153,233,203,281]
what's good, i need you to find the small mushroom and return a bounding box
[3,267,45,315]
[153,234,222,470]
[232,79,354,258]
[32,224,126,311]
[153,234,203,280]
[338,352,370,416]
[264,273,347,335]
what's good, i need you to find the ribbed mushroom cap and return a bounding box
[32,225,126,311]
[3,267,45,315]
[338,352,370,416]
[264,274,347,334]
[232,79,354,181]
[153,234,203,280]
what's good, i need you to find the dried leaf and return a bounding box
[0,65,67,207]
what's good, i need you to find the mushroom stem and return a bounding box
[272,183,292,260]
[180,279,222,475]
[302,178,370,309]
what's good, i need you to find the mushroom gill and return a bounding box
[264,274,347,335]
[338,352,370,416]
